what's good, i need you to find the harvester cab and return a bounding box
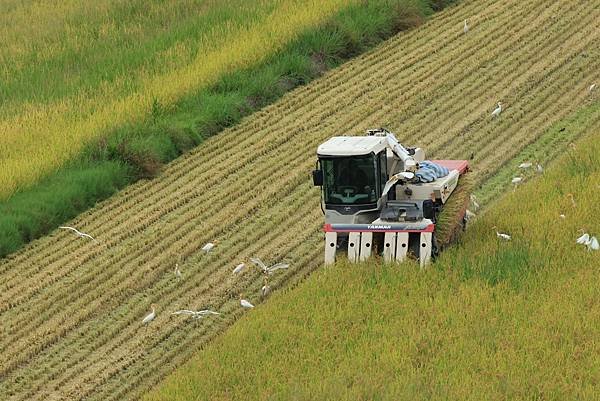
[313,128,469,267]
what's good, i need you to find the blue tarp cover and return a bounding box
[415,161,449,183]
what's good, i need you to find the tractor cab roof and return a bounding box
[317,136,387,157]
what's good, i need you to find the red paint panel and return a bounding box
[431,159,469,174]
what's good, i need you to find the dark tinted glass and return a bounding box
[321,156,377,205]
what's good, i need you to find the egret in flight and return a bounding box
[172,309,220,319]
[59,226,96,241]
[250,258,290,275]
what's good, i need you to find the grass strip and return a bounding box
[0,0,455,258]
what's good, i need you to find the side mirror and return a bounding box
[312,170,323,186]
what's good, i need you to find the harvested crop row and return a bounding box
[1,0,599,399]
[0,0,517,279]
[15,189,322,400]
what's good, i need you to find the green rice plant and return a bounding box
[143,119,600,401]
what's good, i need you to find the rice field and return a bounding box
[0,0,361,199]
[0,0,599,399]
[145,124,600,399]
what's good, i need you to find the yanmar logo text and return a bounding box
[367,224,391,230]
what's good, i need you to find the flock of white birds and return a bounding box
[138,244,290,326]
[57,226,289,327]
[471,187,598,248]
[55,21,600,332]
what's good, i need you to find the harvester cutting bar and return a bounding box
[323,223,434,268]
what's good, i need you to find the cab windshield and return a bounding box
[321,155,378,205]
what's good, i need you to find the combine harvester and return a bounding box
[313,128,470,267]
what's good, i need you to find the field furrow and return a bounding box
[15,187,322,400]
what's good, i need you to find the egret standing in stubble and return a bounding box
[142,304,157,330]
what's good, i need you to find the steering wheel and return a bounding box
[339,186,357,197]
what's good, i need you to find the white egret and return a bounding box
[588,236,599,251]
[202,241,217,253]
[59,226,96,241]
[590,83,596,92]
[172,309,220,319]
[470,194,480,211]
[171,309,196,317]
[511,177,523,186]
[464,19,469,34]
[261,278,271,297]
[492,226,511,241]
[491,102,502,118]
[233,263,247,274]
[576,230,590,245]
[536,163,543,174]
[518,162,532,169]
[142,304,157,327]
[250,257,290,275]
[175,263,182,279]
[240,295,254,309]
[559,214,566,219]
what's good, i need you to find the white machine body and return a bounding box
[314,128,468,267]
